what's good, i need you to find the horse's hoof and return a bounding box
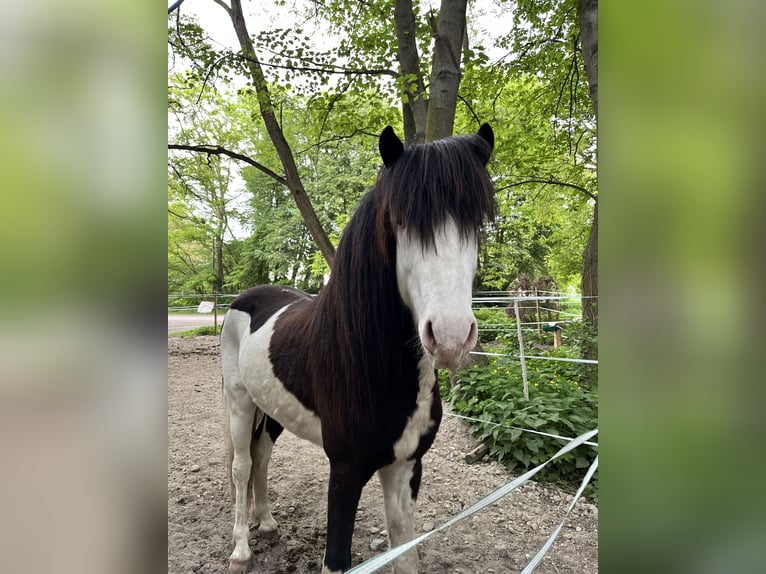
[228,558,251,573]
[258,525,280,539]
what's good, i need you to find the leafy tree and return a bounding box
[167,0,597,321]
[168,76,247,294]
[209,86,390,292]
[495,0,598,328]
[168,179,215,294]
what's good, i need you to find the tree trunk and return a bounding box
[577,0,598,343]
[215,234,224,293]
[581,200,598,328]
[394,0,428,144]
[581,200,597,360]
[577,0,598,121]
[227,0,335,267]
[425,0,467,141]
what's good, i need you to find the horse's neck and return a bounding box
[312,246,416,362]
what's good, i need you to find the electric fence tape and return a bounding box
[469,351,598,365]
[346,428,598,574]
[520,455,598,573]
[443,411,598,447]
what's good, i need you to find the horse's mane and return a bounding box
[307,132,496,440]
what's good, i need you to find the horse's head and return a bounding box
[376,124,495,370]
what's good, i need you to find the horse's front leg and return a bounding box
[227,401,257,573]
[322,462,372,573]
[377,458,422,574]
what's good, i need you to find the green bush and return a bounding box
[473,307,515,343]
[168,295,203,308]
[441,353,598,498]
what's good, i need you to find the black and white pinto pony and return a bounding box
[222,124,496,574]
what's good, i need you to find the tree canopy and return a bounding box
[167,0,597,321]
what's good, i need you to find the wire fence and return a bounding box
[169,293,588,323]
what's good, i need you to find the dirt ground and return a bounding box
[168,336,598,574]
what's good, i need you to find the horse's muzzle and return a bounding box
[421,316,478,371]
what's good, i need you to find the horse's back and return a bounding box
[222,285,323,445]
[222,285,310,384]
[226,285,311,335]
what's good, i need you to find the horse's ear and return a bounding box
[379,126,404,167]
[475,123,494,165]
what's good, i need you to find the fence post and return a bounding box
[514,300,529,400]
[534,287,541,333]
[214,293,218,332]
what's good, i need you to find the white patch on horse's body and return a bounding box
[393,356,436,461]
[229,306,323,447]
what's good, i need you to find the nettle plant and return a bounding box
[441,348,597,497]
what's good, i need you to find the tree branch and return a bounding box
[498,178,596,201]
[245,51,397,77]
[458,94,481,126]
[168,163,208,203]
[195,52,234,104]
[168,207,191,220]
[228,0,336,265]
[295,128,378,155]
[210,0,231,16]
[168,0,186,15]
[170,245,201,276]
[169,144,288,187]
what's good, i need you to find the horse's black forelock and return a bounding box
[375,133,496,249]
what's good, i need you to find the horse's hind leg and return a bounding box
[227,398,257,573]
[249,416,283,537]
[377,458,421,574]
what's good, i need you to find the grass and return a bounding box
[169,325,222,338]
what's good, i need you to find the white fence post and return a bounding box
[513,300,529,400]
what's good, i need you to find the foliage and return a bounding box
[168,76,249,294]
[442,351,597,497]
[560,317,599,379]
[473,307,516,344]
[167,2,597,301]
[223,88,387,292]
[443,305,598,496]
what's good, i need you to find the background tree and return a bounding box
[577,0,598,337]
[168,77,246,294]
[494,0,597,327]
[168,0,597,314]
